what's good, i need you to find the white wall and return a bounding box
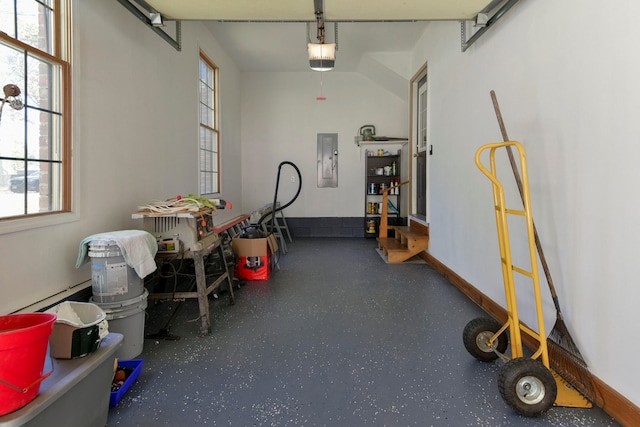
[0,0,242,314]
[411,0,640,407]
[240,72,408,217]
[3,0,638,411]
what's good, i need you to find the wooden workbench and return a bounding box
[147,214,250,336]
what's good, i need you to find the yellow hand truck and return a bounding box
[462,141,591,416]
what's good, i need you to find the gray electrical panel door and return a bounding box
[317,133,338,188]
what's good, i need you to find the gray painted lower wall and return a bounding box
[286,217,365,238]
[284,217,407,238]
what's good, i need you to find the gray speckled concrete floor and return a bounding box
[107,238,620,427]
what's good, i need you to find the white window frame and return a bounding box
[198,50,219,195]
[0,0,75,234]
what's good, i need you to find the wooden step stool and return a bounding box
[376,181,429,263]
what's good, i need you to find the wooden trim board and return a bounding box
[419,251,640,427]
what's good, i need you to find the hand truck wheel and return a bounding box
[462,317,508,362]
[498,358,557,417]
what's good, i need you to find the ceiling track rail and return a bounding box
[460,0,521,52]
[116,0,182,51]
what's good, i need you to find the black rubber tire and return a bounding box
[462,317,508,362]
[498,358,557,417]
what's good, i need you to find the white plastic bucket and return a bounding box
[90,290,148,360]
[89,239,143,303]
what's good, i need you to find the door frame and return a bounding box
[409,61,430,226]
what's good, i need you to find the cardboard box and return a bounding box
[232,234,278,280]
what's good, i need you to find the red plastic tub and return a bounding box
[0,313,56,416]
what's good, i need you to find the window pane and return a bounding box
[32,160,61,212]
[199,60,206,82]
[211,132,220,153]
[206,104,213,127]
[205,151,212,173]
[199,81,209,106]
[0,42,26,97]
[0,159,59,216]
[27,54,60,112]
[205,127,214,151]
[199,102,206,126]
[200,171,217,194]
[0,0,16,38]
[207,67,214,87]
[200,82,213,107]
[199,126,206,149]
[0,105,26,158]
[200,172,206,193]
[16,0,54,55]
[27,110,61,161]
[200,103,213,128]
[206,128,212,151]
[0,159,25,217]
[205,172,211,193]
[204,133,215,152]
[200,64,213,88]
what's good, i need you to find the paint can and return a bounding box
[366,220,377,234]
[90,289,148,360]
[89,240,143,303]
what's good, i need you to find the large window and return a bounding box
[0,0,70,221]
[199,51,219,195]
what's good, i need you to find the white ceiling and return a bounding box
[204,21,429,72]
[142,0,497,72]
[145,0,493,21]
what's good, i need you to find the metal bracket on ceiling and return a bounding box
[116,0,182,51]
[313,0,324,16]
[308,0,338,49]
[460,0,521,52]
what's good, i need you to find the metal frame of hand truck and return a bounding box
[473,141,590,414]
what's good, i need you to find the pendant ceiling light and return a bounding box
[308,3,336,72]
[308,42,335,72]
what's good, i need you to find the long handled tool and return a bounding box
[489,90,596,403]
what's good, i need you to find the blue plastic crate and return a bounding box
[109,359,143,408]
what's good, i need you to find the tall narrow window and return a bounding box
[0,0,71,220]
[199,51,219,195]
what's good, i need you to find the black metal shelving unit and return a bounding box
[364,153,401,238]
